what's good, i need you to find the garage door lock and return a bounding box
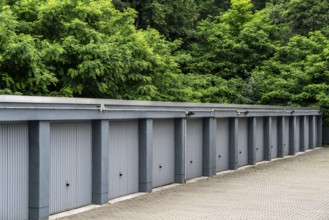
[159,165,162,169]
[66,181,70,187]
[119,172,123,177]
[190,160,193,164]
[218,155,222,158]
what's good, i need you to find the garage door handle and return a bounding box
[119,172,123,177]
[159,165,162,169]
[190,160,193,164]
[218,155,221,158]
[239,151,242,154]
[256,148,259,151]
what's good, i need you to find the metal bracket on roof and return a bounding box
[186,111,195,118]
[237,110,249,116]
[99,104,106,112]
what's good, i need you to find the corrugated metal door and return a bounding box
[0,123,28,220]
[186,119,203,180]
[310,116,316,147]
[295,117,300,152]
[271,117,278,159]
[50,122,92,214]
[255,118,264,162]
[153,119,175,188]
[238,118,248,167]
[313,116,317,147]
[304,117,309,150]
[216,118,229,172]
[108,120,139,199]
[283,117,290,156]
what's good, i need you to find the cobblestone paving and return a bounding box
[57,147,329,220]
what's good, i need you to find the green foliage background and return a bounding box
[1,0,329,122]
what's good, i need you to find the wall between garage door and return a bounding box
[0,95,324,220]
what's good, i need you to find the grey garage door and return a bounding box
[0,123,28,220]
[50,122,92,214]
[255,117,264,162]
[186,119,203,180]
[271,117,278,159]
[304,117,309,150]
[238,118,248,167]
[153,119,175,188]
[108,120,139,199]
[283,117,290,156]
[309,116,316,148]
[295,117,300,152]
[216,118,229,172]
[313,116,318,147]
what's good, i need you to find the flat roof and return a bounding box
[0,95,319,110]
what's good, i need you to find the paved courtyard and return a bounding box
[56,147,329,220]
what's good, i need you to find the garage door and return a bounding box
[108,121,139,199]
[255,118,264,162]
[309,116,316,148]
[186,119,203,180]
[0,123,28,220]
[216,118,229,172]
[313,116,318,147]
[300,116,309,151]
[283,117,290,156]
[238,118,248,167]
[304,117,309,150]
[50,122,92,214]
[271,117,278,159]
[153,119,175,188]
[295,117,300,152]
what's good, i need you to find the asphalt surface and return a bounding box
[55,147,329,220]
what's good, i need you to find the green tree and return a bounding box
[0,2,56,95]
[0,0,182,100]
[251,28,329,107]
[268,0,329,36]
[196,0,230,19]
[186,0,276,80]
[112,0,199,40]
[2,0,329,115]
[252,0,270,10]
